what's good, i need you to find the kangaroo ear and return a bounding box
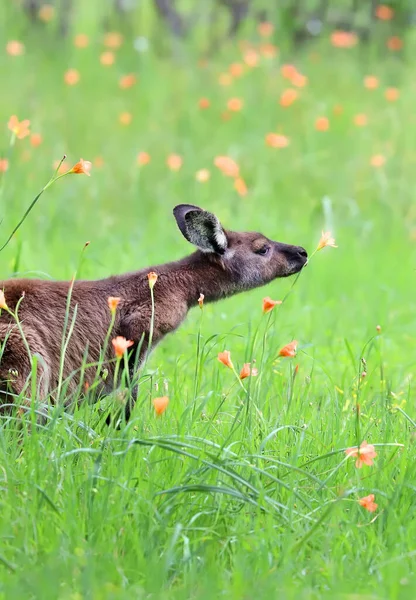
[173,204,228,254]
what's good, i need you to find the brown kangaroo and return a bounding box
[0,204,307,419]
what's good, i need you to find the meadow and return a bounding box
[1,2,416,598]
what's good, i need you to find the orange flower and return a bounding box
[38,4,55,22]
[6,40,25,56]
[104,31,123,49]
[218,350,233,369]
[119,112,132,126]
[70,158,92,176]
[385,87,399,102]
[291,72,308,88]
[262,297,282,313]
[234,177,248,197]
[227,98,243,112]
[0,159,9,173]
[112,336,134,359]
[364,75,379,89]
[330,31,358,48]
[353,114,368,127]
[278,340,298,358]
[108,296,121,313]
[375,5,394,20]
[243,50,259,68]
[345,440,377,468]
[147,272,158,289]
[195,169,210,182]
[239,363,258,380]
[119,74,136,89]
[260,43,278,59]
[315,117,329,131]
[167,154,182,171]
[8,116,30,139]
[137,152,150,166]
[265,133,289,148]
[218,73,233,86]
[317,231,337,250]
[198,97,210,109]
[258,21,274,38]
[198,293,204,308]
[370,154,386,168]
[0,290,8,310]
[30,133,43,147]
[229,63,244,77]
[387,36,402,51]
[281,64,297,79]
[358,494,378,513]
[153,396,169,416]
[100,51,115,66]
[74,33,89,48]
[64,68,80,85]
[214,156,239,178]
[280,88,298,107]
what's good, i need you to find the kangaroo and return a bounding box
[0,204,307,420]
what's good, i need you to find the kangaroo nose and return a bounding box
[297,247,308,259]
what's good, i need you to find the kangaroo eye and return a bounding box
[255,246,270,256]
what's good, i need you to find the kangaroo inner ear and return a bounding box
[173,205,228,254]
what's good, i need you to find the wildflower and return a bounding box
[229,63,244,77]
[137,152,150,166]
[315,117,329,131]
[195,169,210,182]
[38,4,55,22]
[167,154,182,171]
[8,116,30,139]
[258,21,274,38]
[317,231,337,251]
[119,74,136,89]
[74,33,89,48]
[119,112,132,126]
[265,133,289,148]
[70,158,92,176]
[108,296,121,313]
[153,396,169,416]
[278,340,298,358]
[198,293,204,308]
[112,336,134,359]
[147,272,158,289]
[100,51,115,66]
[64,68,80,85]
[239,363,258,380]
[280,89,298,107]
[375,5,394,20]
[198,97,210,109]
[262,297,282,314]
[6,40,25,56]
[345,440,377,468]
[30,133,43,147]
[385,87,399,102]
[218,350,233,369]
[227,98,243,112]
[0,290,8,310]
[370,154,386,168]
[359,494,378,513]
[281,64,297,79]
[214,156,239,178]
[260,43,278,58]
[387,36,402,51]
[104,31,123,49]
[234,177,248,197]
[354,114,368,127]
[218,73,233,86]
[330,31,358,48]
[364,75,379,90]
[291,72,308,88]
[0,159,9,173]
[243,50,259,68]
[376,325,381,333]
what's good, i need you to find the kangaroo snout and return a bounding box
[276,243,308,276]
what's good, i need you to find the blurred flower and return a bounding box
[153,396,169,416]
[280,88,298,107]
[279,340,298,358]
[100,51,115,66]
[234,177,248,197]
[281,64,297,79]
[243,50,259,68]
[218,350,233,369]
[345,440,377,468]
[387,36,402,51]
[240,363,258,380]
[30,133,43,147]
[229,63,244,77]
[317,231,337,250]
[147,272,158,289]
[262,297,282,313]
[119,112,132,126]
[260,43,278,58]
[364,75,379,89]
[38,4,55,22]
[359,494,378,512]
[74,33,89,48]
[198,293,204,308]
[315,117,329,131]
[330,30,358,48]
[258,21,274,38]
[108,296,120,313]
[70,158,92,176]
[8,116,30,139]
[6,40,25,56]
[195,169,210,182]
[353,114,368,127]
[214,156,239,178]
[119,74,136,89]
[291,72,308,88]
[137,152,150,166]
[64,68,80,85]
[0,290,8,310]
[218,73,233,86]
[385,87,399,101]
[376,324,381,333]
[227,97,243,112]
[112,336,134,359]
[198,97,210,109]
[375,5,394,20]
[167,154,182,171]
[104,32,123,49]
[0,159,9,173]
[370,154,386,168]
[265,133,289,148]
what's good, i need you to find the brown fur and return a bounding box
[0,204,307,418]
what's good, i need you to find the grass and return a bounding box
[1,3,416,598]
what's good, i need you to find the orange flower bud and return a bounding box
[198,293,204,308]
[153,396,169,416]
[317,231,337,251]
[218,350,233,369]
[262,297,281,314]
[278,340,298,358]
[112,336,134,359]
[239,363,258,380]
[0,290,8,310]
[70,158,92,176]
[147,272,158,289]
[108,296,121,313]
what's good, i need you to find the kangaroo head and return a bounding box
[173,204,307,292]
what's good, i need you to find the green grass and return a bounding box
[1,3,416,599]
